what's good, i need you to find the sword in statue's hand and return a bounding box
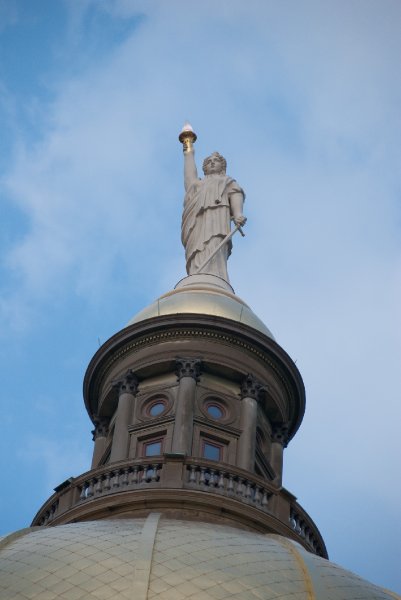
[194,222,246,275]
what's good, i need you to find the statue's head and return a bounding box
[202,152,227,175]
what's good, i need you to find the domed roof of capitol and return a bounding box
[127,274,275,340]
[0,516,398,600]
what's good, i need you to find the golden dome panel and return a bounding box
[127,275,274,339]
[0,516,398,600]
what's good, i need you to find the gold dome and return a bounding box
[127,274,275,339]
[0,516,398,600]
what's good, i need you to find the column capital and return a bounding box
[240,374,264,401]
[91,418,109,441]
[175,357,201,381]
[112,370,138,396]
[271,422,289,447]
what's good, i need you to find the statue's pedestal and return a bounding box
[174,274,234,294]
[126,274,274,339]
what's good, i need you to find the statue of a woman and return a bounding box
[181,141,246,283]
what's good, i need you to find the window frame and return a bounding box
[141,395,171,420]
[147,399,168,418]
[201,438,224,461]
[205,401,226,420]
[142,436,164,457]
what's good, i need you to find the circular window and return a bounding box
[148,400,167,417]
[206,403,224,420]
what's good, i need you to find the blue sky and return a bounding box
[1,0,400,593]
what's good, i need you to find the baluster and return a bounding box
[289,508,296,529]
[103,472,111,491]
[151,465,158,482]
[80,483,87,500]
[189,465,196,483]
[209,469,215,487]
[261,490,269,507]
[122,468,129,486]
[245,482,252,499]
[141,467,148,483]
[218,472,225,489]
[199,467,206,485]
[131,466,139,484]
[227,474,234,493]
[112,471,120,489]
[95,477,103,495]
[254,486,261,504]
[87,479,95,497]
[236,478,244,496]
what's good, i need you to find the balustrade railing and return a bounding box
[35,460,162,526]
[36,499,59,526]
[185,463,272,509]
[32,455,326,557]
[79,463,161,500]
[289,505,324,556]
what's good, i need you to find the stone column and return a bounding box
[271,423,289,487]
[91,418,109,468]
[172,358,201,456]
[237,374,263,472]
[110,370,138,463]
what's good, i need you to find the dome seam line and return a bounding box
[131,512,161,600]
[268,535,316,600]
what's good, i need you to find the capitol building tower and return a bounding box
[0,126,399,600]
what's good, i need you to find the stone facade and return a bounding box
[31,300,325,558]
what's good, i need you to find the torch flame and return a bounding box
[179,121,197,146]
[181,121,194,133]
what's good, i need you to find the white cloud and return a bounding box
[1,1,400,590]
[4,1,399,308]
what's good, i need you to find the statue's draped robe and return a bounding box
[182,174,244,281]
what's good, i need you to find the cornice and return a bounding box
[83,314,305,442]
